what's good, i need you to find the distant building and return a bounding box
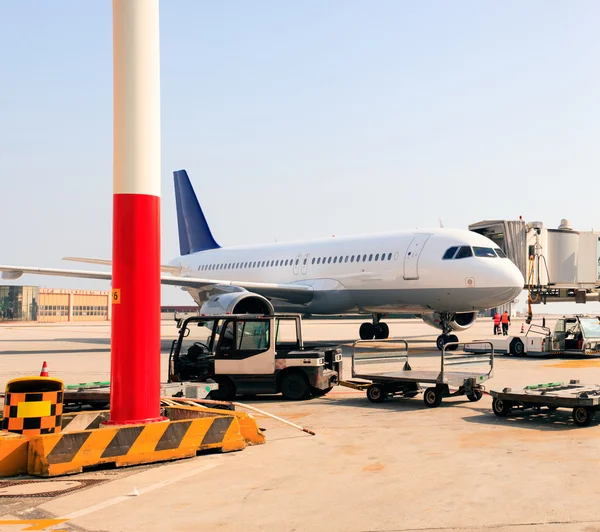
[0,286,110,322]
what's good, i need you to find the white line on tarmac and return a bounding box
[60,461,221,521]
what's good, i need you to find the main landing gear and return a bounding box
[435,312,458,351]
[359,314,389,340]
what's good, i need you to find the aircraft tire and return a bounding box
[360,322,375,340]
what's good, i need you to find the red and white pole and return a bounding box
[107,0,163,425]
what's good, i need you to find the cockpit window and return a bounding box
[443,247,458,260]
[495,248,507,258]
[455,246,473,259]
[473,247,497,258]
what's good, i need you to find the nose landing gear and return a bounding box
[435,312,459,351]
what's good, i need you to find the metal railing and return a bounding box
[440,341,494,381]
[351,338,409,378]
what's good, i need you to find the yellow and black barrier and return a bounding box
[0,432,29,477]
[2,377,64,436]
[28,412,250,477]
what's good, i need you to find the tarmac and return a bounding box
[2,317,600,532]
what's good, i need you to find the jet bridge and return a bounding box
[469,218,600,304]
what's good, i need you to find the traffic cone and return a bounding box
[40,361,49,377]
[520,324,525,334]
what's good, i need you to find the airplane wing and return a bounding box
[0,265,313,304]
[62,257,182,275]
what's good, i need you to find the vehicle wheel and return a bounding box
[379,323,390,339]
[311,386,333,397]
[492,398,511,417]
[366,384,387,403]
[467,390,483,402]
[436,334,449,351]
[359,322,375,340]
[510,338,525,356]
[423,387,442,407]
[572,406,595,427]
[281,372,311,400]
[88,402,110,410]
[210,378,236,401]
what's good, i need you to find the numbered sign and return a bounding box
[112,289,121,304]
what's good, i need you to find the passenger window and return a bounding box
[295,259,299,265]
[473,247,497,258]
[317,258,321,264]
[333,257,338,263]
[363,255,367,262]
[369,254,373,261]
[351,255,355,262]
[495,248,507,258]
[387,253,392,260]
[345,256,349,263]
[375,254,379,261]
[455,246,473,259]
[303,258,307,265]
[328,257,332,264]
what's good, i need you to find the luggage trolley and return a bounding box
[341,339,494,407]
[491,380,600,427]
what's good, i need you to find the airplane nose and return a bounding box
[502,262,525,299]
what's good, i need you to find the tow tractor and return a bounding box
[168,313,342,401]
[465,315,600,357]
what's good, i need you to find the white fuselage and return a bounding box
[170,228,524,316]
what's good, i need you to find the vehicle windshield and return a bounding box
[180,319,220,357]
[579,318,600,338]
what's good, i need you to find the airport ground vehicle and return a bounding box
[491,380,600,427]
[168,313,342,400]
[339,339,494,407]
[465,315,600,357]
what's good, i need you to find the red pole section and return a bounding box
[106,0,164,425]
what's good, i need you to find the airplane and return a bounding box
[0,170,524,350]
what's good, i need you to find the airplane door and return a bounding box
[293,254,301,275]
[403,234,432,280]
[301,254,310,275]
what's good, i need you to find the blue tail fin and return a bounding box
[174,170,220,255]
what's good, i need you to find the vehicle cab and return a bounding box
[553,316,600,353]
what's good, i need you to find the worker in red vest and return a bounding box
[493,311,501,335]
[501,311,510,336]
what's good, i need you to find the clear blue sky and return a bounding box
[1,1,599,308]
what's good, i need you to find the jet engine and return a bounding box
[420,311,478,331]
[199,292,274,316]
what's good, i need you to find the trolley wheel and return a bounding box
[510,338,525,356]
[366,384,387,403]
[467,390,483,402]
[423,387,442,408]
[492,398,511,417]
[572,406,595,427]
